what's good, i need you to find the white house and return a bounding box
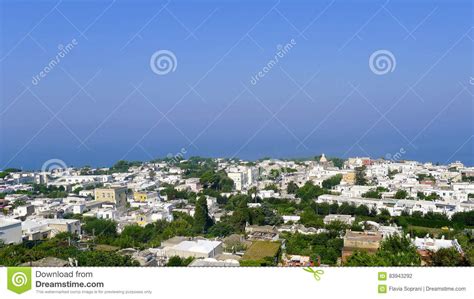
[0,218,22,244]
[282,215,301,223]
[228,172,244,191]
[160,237,223,259]
[412,235,463,253]
[323,214,355,225]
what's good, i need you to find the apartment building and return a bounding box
[94,187,127,207]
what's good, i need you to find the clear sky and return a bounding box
[0,0,473,170]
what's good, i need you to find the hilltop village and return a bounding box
[1,155,473,267]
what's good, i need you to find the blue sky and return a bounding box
[0,0,473,170]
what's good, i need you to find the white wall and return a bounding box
[0,220,22,245]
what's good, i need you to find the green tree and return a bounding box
[0,168,21,179]
[417,174,435,182]
[377,235,420,266]
[325,220,349,234]
[369,206,378,217]
[176,156,217,178]
[268,169,280,180]
[355,166,368,185]
[328,157,345,169]
[199,171,219,189]
[425,192,440,201]
[77,251,139,266]
[300,208,324,228]
[362,189,382,199]
[207,221,235,237]
[247,186,258,199]
[345,250,379,266]
[11,199,27,209]
[264,184,279,192]
[345,235,420,266]
[82,218,117,238]
[200,170,234,192]
[431,248,465,266]
[193,196,213,234]
[322,174,342,190]
[283,232,343,265]
[394,189,408,199]
[296,181,325,201]
[387,169,399,179]
[451,211,474,227]
[230,198,251,232]
[166,256,194,266]
[110,160,141,173]
[354,205,370,216]
[337,202,356,215]
[287,181,299,194]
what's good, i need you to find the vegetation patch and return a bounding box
[241,241,281,266]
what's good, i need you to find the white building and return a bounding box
[21,218,81,240]
[0,218,22,244]
[13,205,35,217]
[246,167,259,186]
[323,214,355,225]
[160,237,223,259]
[21,220,51,241]
[72,204,86,214]
[257,190,279,199]
[44,219,81,236]
[227,166,259,191]
[282,215,300,223]
[228,172,244,191]
[184,178,202,192]
[79,190,94,197]
[412,235,463,253]
[84,208,118,220]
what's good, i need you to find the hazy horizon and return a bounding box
[1,0,473,170]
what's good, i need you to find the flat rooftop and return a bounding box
[344,230,382,241]
[0,218,21,228]
[173,240,221,254]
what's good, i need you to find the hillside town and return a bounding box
[1,154,473,267]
